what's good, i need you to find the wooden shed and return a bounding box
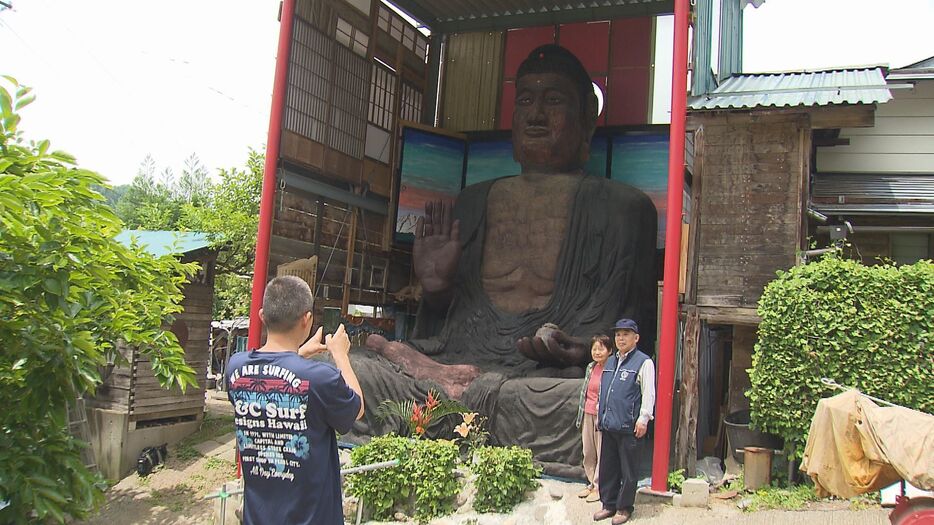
[673,68,893,471]
[87,230,217,480]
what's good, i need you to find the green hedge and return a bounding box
[750,254,934,458]
[346,435,460,523]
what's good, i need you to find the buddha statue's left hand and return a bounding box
[517,324,589,367]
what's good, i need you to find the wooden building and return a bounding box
[676,68,895,471]
[87,230,217,479]
[813,57,934,263]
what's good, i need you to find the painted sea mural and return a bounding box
[610,133,670,248]
[395,127,466,242]
[464,134,608,186]
[396,126,670,247]
[465,139,517,186]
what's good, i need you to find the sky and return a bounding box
[1,0,932,185]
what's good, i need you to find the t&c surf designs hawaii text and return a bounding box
[229,363,311,483]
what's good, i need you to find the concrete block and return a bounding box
[86,408,129,481]
[678,478,709,508]
[123,420,201,477]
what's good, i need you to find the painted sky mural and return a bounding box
[397,126,670,247]
[396,128,465,242]
[610,134,670,248]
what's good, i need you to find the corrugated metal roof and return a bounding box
[887,55,934,80]
[811,173,934,215]
[116,230,214,257]
[389,0,673,32]
[688,68,892,110]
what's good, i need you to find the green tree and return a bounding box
[115,160,180,230]
[0,77,198,523]
[179,149,262,318]
[112,147,261,319]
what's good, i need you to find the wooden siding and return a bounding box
[441,31,505,131]
[269,187,411,309]
[817,80,934,173]
[693,113,807,308]
[89,280,212,421]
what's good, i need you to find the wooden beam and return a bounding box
[341,207,359,316]
[697,306,760,325]
[808,104,875,129]
[684,128,703,305]
[675,307,701,475]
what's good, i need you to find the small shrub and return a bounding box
[668,469,686,492]
[472,446,541,513]
[408,439,460,522]
[746,483,818,512]
[720,473,744,493]
[346,435,460,523]
[204,457,234,472]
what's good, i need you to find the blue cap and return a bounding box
[611,319,639,333]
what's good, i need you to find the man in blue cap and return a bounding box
[593,319,656,524]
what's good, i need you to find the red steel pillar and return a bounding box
[248,0,297,351]
[651,0,690,492]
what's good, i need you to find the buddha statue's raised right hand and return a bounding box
[413,199,461,307]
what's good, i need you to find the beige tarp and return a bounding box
[800,389,934,499]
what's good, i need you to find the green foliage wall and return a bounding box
[750,254,934,457]
[0,77,197,523]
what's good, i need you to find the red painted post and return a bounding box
[651,0,690,492]
[248,0,297,351]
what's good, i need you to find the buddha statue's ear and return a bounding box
[579,91,599,165]
[582,88,599,136]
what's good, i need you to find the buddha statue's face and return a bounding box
[512,72,590,174]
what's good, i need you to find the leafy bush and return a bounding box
[745,483,818,512]
[472,445,541,513]
[408,438,460,522]
[750,253,934,458]
[346,435,460,523]
[0,77,197,523]
[667,469,686,492]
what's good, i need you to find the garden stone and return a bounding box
[548,485,564,500]
[677,478,709,508]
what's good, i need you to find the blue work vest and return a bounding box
[597,348,649,433]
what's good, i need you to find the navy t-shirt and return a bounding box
[226,350,361,525]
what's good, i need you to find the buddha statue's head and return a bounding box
[512,44,599,175]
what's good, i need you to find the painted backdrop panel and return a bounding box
[611,133,670,248]
[395,128,466,242]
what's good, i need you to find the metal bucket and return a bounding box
[723,410,784,464]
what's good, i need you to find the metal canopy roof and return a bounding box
[388,0,674,33]
[811,173,934,215]
[688,68,892,111]
[887,55,934,81]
